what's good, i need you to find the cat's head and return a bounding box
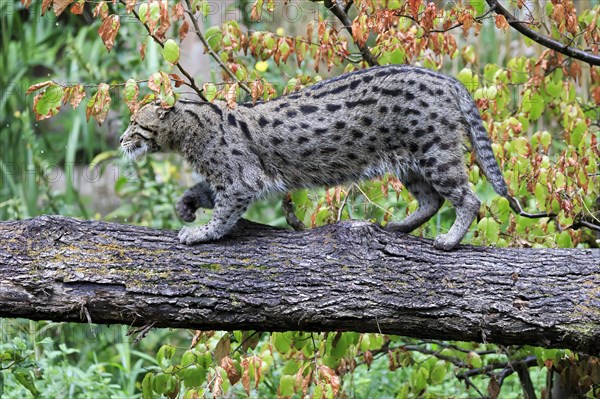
[120,101,173,159]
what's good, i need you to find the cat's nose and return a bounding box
[119,136,124,144]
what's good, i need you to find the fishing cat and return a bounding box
[120,65,538,250]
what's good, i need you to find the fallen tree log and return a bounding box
[0,215,598,354]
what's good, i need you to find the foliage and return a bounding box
[1,0,600,397]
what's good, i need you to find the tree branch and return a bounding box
[184,0,251,95]
[323,0,378,67]
[1,216,599,354]
[120,0,208,101]
[486,0,600,66]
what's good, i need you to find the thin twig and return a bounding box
[184,0,251,94]
[323,0,378,66]
[486,0,600,66]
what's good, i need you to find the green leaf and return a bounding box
[410,367,428,392]
[470,0,485,15]
[388,48,405,65]
[330,334,348,358]
[12,368,39,397]
[138,3,148,23]
[149,1,160,22]
[535,183,547,212]
[467,351,482,368]
[556,231,573,248]
[430,361,447,384]
[152,373,171,395]
[204,83,217,102]
[457,68,478,92]
[157,344,176,369]
[181,350,196,368]
[125,79,138,102]
[205,26,222,51]
[282,359,301,375]
[273,332,292,354]
[142,372,154,399]
[183,365,206,387]
[34,84,63,120]
[279,374,295,397]
[163,39,180,64]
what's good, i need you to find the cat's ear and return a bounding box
[154,101,172,120]
[157,107,169,120]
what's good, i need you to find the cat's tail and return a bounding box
[455,82,551,219]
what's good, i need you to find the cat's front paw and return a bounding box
[178,226,218,245]
[176,197,198,222]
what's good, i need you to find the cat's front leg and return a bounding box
[175,181,216,222]
[178,192,252,245]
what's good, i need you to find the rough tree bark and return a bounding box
[0,216,599,354]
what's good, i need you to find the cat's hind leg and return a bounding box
[386,175,444,233]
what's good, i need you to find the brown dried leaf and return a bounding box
[155,0,171,41]
[41,0,52,15]
[591,86,600,106]
[221,356,241,385]
[241,358,251,396]
[179,20,189,41]
[86,83,111,125]
[21,0,32,9]
[70,0,84,14]
[169,73,185,88]
[251,79,263,102]
[26,81,54,95]
[364,350,373,369]
[253,355,262,389]
[459,11,474,37]
[488,376,501,399]
[301,366,312,396]
[225,84,237,109]
[53,0,72,16]
[495,15,509,30]
[251,1,262,22]
[319,366,340,397]
[552,4,565,25]
[570,61,582,81]
[98,14,120,52]
[125,0,136,13]
[212,370,223,398]
[214,334,231,365]
[407,0,420,19]
[174,2,184,19]
[139,42,146,60]
[421,2,436,32]
[93,1,108,19]
[69,84,86,108]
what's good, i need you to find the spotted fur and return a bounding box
[120,65,513,250]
